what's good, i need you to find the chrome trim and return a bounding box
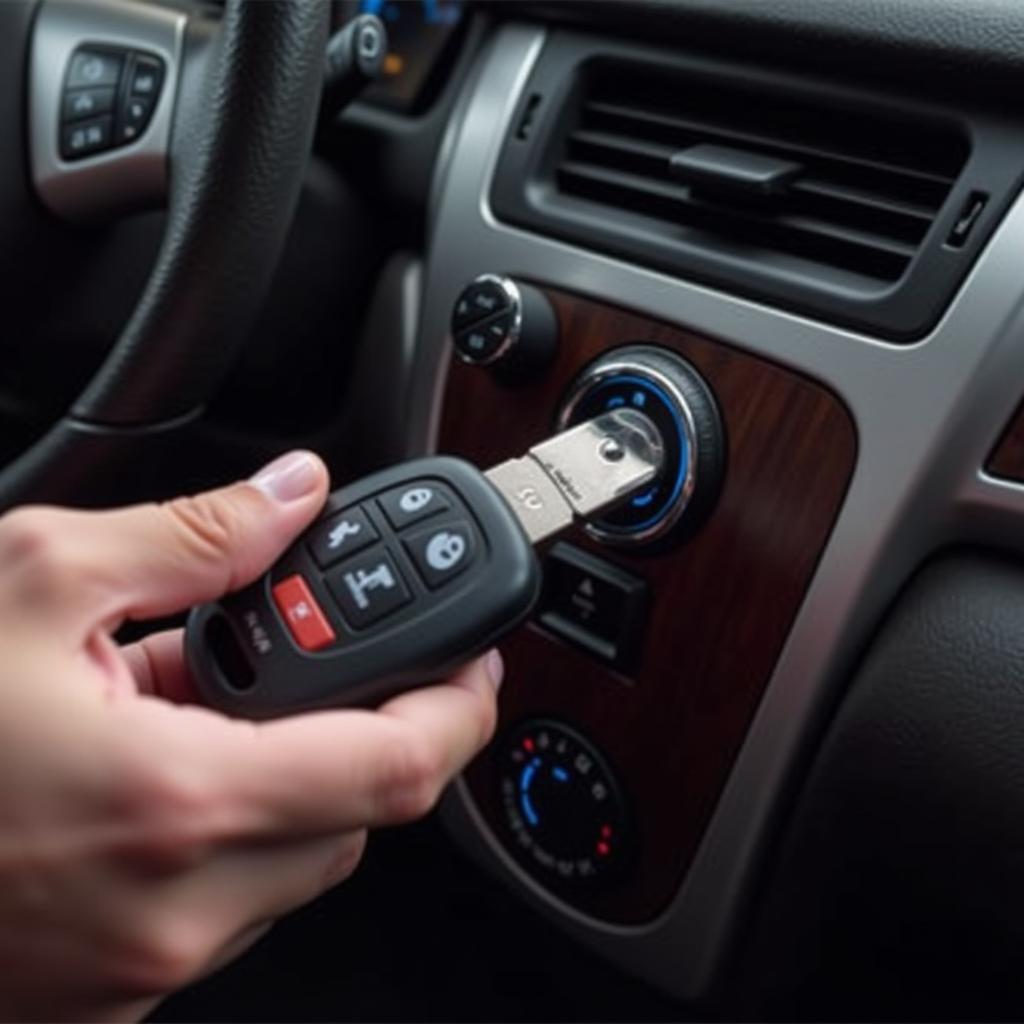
[556,354,700,546]
[413,22,1024,1003]
[29,0,185,221]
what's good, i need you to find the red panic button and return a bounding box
[272,575,337,652]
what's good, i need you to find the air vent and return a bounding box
[558,62,966,286]
[491,36,1024,338]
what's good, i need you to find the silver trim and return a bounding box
[452,273,523,367]
[410,22,1024,1003]
[555,354,700,546]
[29,0,185,221]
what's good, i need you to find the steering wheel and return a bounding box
[0,0,329,510]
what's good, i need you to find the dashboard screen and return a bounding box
[353,0,466,111]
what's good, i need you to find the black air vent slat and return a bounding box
[558,162,916,277]
[584,100,957,197]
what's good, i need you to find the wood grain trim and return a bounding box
[988,401,1024,481]
[439,287,857,923]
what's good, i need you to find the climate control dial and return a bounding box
[498,719,630,887]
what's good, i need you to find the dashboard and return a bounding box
[366,0,1024,1013]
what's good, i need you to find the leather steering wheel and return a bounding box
[0,0,329,509]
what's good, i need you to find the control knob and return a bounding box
[450,274,557,380]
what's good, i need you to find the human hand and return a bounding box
[0,451,501,1023]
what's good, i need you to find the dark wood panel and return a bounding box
[988,401,1024,481]
[440,287,856,923]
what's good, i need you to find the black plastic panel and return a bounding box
[491,32,1024,339]
[733,552,1024,1019]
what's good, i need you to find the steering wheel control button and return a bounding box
[59,48,165,160]
[499,720,631,887]
[378,483,449,530]
[66,50,124,89]
[326,549,412,630]
[537,543,649,670]
[404,521,477,589]
[451,275,557,380]
[119,96,155,143]
[62,87,115,122]
[130,56,164,98]
[308,506,378,569]
[60,116,113,160]
[272,575,337,653]
[558,346,725,547]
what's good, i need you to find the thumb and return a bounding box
[4,451,329,634]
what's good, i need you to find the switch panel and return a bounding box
[60,47,164,161]
[537,543,649,670]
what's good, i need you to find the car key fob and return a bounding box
[185,411,663,719]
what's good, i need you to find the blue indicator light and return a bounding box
[552,766,569,782]
[520,757,542,827]
[631,391,646,408]
[605,395,626,410]
[631,487,656,508]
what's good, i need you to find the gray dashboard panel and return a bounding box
[409,22,1024,1001]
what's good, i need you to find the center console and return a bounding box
[397,19,1024,1003]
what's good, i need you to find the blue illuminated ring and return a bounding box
[556,353,700,545]
[591,373,689,534]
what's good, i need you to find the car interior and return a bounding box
[6,0,1024,1019]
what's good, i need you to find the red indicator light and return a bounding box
[596,841,611,857]
[600,824,613,839]
[523,737,535,753]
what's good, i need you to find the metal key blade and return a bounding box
[484,409,664,544]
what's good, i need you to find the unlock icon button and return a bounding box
[404,521,477,589]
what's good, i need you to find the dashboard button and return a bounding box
[62,86,115,122]
[452,278,511,333]
[67,50,123,89]
[537,542,648,669]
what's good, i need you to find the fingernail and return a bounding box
[485,648,504,691]
[250,451,322,503]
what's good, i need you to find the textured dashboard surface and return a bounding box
[506,0,1024,95]
[734,552,1024,1020]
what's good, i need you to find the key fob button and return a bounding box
[378,483,449,530]
[326,549,412,629]
[308,506,378,568]
[405,520,477,589]
[272,575,337,652]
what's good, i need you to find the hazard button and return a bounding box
[536,543,649,671]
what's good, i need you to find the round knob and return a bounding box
[557,345,725,547]
[498,719,630,887]
[450,274,557,380]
